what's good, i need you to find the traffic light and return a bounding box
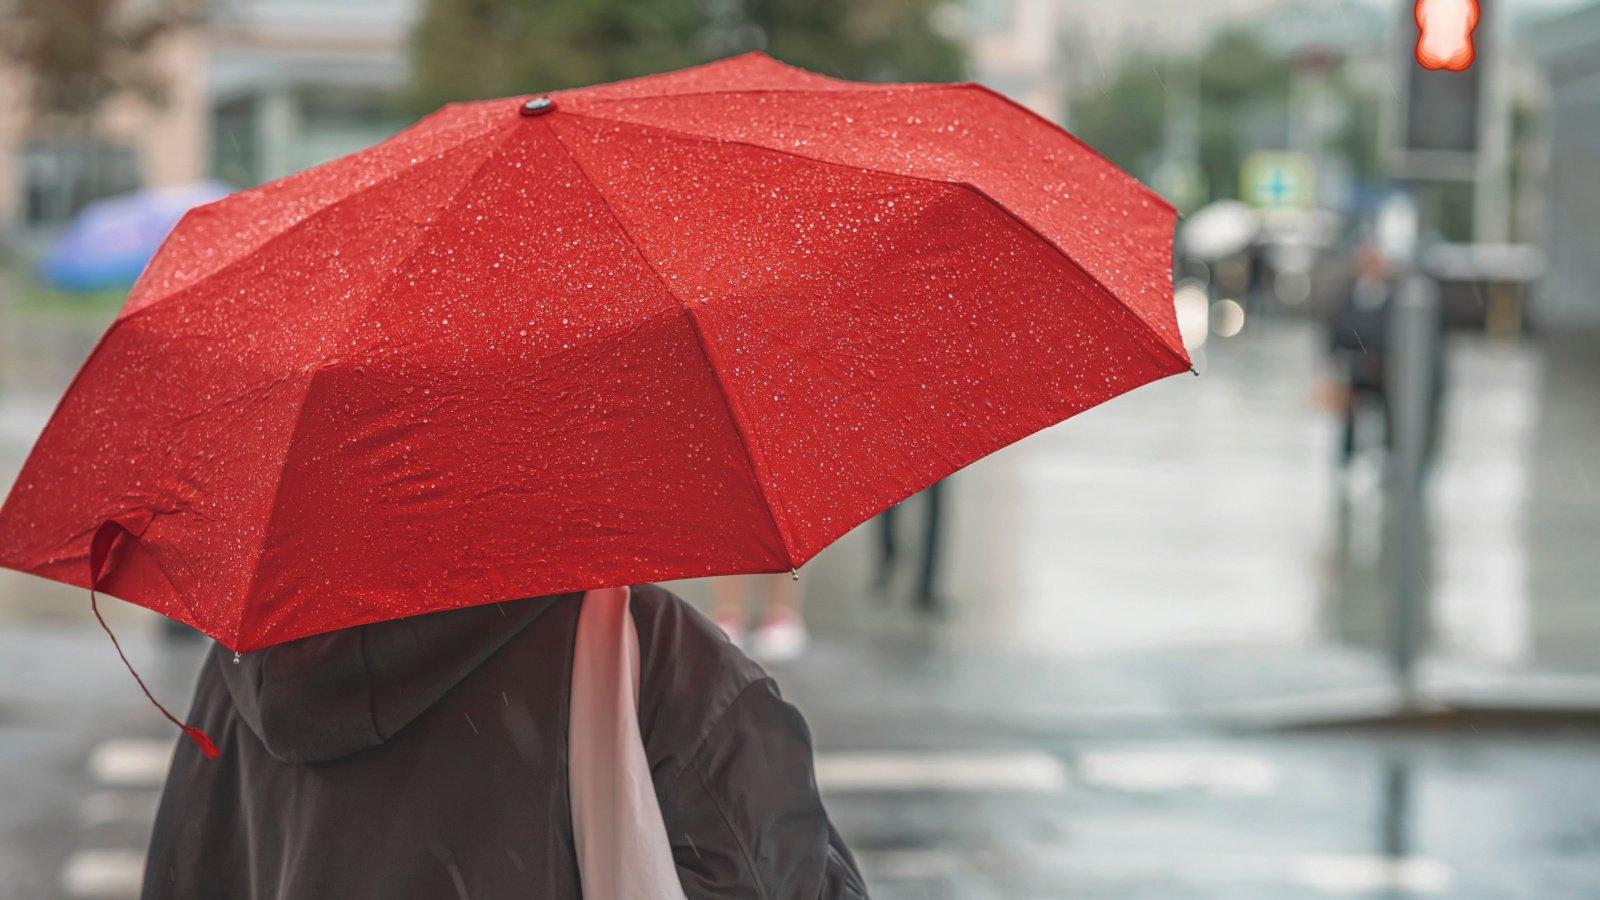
[1389,0,1489,178]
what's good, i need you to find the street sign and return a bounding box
[1240,151,1316,210]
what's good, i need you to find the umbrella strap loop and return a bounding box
[89,520,220,760]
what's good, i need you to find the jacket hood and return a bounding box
[217,593,577,764]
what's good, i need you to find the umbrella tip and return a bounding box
[520,96,556,117]
[791,568,800,582]
[1190,365,1200,377]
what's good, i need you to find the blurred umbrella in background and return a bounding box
[1180,199,1261,263]
[40,181,232,293]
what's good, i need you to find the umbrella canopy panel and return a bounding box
[0,54,1186,651]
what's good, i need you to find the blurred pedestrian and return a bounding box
[1325,241,1396,470]
[141,585,866,898]
[712,573,809,661]
[874,479,947,613]
[1322,239,1446,477]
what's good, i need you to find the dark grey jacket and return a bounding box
[141,585,867,899]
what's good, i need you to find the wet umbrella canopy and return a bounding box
[0,53,1189,653]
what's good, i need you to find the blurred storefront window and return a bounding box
[21,139,141,227]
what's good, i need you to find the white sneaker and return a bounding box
[753,611,810,663]
[712,611,746,652]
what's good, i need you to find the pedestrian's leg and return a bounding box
[1380,387,1394,453]
[754,573,809,662]
[874,503,899,592]
[712,578,748,649]
[1340,390,1359,468]
[768,572,801,620]
[1377,386,1395,481]
[915,481,945,612]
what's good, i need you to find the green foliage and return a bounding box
[738,0,965,84]
[1194,30,1292,200]
[1193,28,1291,109]
[0,253,125,314]
[2,0,198,124]
[1069,28,1365,205]
[1331,76,1384,186]
[1066,53,1167,181]
[405,0,966,114]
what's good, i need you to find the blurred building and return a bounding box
[206,0,415,187]
[0,0,418,238]
[960,0,1350,117]
[3,0,1396,238]
[1526,1,1600,329]
[962,0,1315,123]
[0,3,210,236]
[963,0,1071,122]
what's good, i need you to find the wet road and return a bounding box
[3,296,1599,897]
[5,632,1600,899]
[829,726,1600,899]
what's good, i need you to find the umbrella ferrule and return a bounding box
[520,96,556,117]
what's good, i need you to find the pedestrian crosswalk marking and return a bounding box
[1291,855,1453,894]
[815,751,1068,793]
[1076,750,1282,796]
[855,848,962,882]
[59,849,144,898]
[79,789,160,828]
[88,738,172,788]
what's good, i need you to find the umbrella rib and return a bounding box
[575,85,912,103]
[123,123,506,323]
[231,122,527,650]
[956,82,1176,213]
[579,83,1166,213]
[542,120,799,570]
[563,101,1188,371]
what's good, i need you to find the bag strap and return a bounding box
[568,586,688,900]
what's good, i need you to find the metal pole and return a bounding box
[1387,270,1438,709]
[1473,0,1512,244]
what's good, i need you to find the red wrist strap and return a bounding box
[89,519,220,760]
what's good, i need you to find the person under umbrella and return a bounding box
[1323,238,1446,477]
[142,584,866,898]
[0,53,1192,898]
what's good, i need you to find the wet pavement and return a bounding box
[748,316,1600,731]
[829,725,1600,899]
[5,628,1600,899]
[2,295,1599,897]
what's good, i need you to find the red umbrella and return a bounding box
[0,53,1188,656]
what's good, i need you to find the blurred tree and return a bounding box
[405,0,965,113]
[1064,53,1167,182]
[1,0,201,123]
[1331,72,1384,187]
[1194,29,1292,201]
[1069,29,1296,202]
[733,0,965,85]
[1,0,202,221]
